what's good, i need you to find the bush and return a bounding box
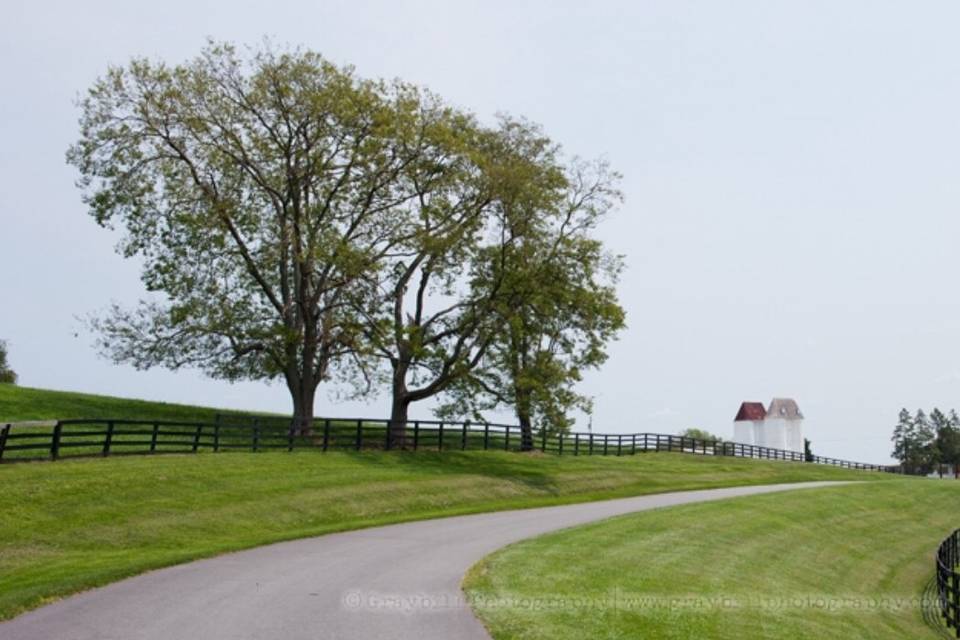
[0,340,17,385]
[679,427,723,442]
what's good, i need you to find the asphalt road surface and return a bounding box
[1,481,848,640]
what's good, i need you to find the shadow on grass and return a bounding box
[333,450,568,493]
[921,575,953,639]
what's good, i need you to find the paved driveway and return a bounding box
[0,481,847,640]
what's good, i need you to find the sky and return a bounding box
[3,0,960,464]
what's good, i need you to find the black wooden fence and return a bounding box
[0,416,894,471]
[938,528,960,637]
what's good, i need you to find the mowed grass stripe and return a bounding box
[0,385,266,423]
[0,450,887,620]
[464,479,950,640]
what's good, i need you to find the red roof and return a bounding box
[734,402,767,421]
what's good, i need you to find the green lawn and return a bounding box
[0,384,271,422]
[0,449,886,621]
[464,479,953,640]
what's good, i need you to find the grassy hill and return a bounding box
[0,384,272,422]
[0,444,887,620]
[0,385,900,628]
[465,479,948,640]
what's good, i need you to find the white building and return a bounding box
[732,398,804,453]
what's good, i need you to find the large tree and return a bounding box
[437,155,625,449]
[68,43,469,431]
[892,408,935,474]
[932,408,960,478]
[355,117,566,446]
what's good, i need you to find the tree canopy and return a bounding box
[68,42,625,440]
[891,407,960,475]
[436,152,625,448]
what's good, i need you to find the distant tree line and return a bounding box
[67,42,626,449]
[891,408,960,476]
[0,340,16,384]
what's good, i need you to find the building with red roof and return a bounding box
[732,398,803,453]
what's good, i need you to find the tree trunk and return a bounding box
[287,376,316,437]
[389,396,410,450]
[518,412,534,451]
[389,362,410,449]
[516,389,534,452]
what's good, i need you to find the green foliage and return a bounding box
[67,42,625,429]
[891,407,959,474]
[803,437,814,462]
[0,341,15,385]
[435,152,626,442]
[70,43,426,423]
[354,116,564,431]
[680,428,723,442]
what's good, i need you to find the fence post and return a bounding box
[322,419,331,452]
[559,432,565,456]
[0,424,9,461]
[604,434,609,455]
[541,428,547,453]
[438,422,445,451]
[484,423,489,450]
[214,416,221,453]
[574,433,579,456]
[51,421,63,460]
[950,568,960,638]
[252,418,260,452]
[504,425,510,451]
[462,421,469,450]
[150,422,159,453]
[589,433,594,455]
[356,419,364,451]
[192,424,203,453]
[385,420,392,451]
[103,420,115,457]
[413,421,420,451]
[632,434,637,455]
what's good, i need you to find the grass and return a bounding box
[0,384,269,422]
[0,448,889,621]
[464,479,954,640]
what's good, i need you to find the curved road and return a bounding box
[1,481,847,640]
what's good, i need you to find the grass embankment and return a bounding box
[465,479,951,640]
[0,384,267,422]
[0,449,886,620]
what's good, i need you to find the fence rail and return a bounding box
[938,529,960,637]
[0,416,896,471]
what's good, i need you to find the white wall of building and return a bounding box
[787,422,804,453]
[733,420,758,446]
[731,418,804,453]
[760,418,788,450]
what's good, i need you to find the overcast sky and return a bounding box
[3,1,959,463]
